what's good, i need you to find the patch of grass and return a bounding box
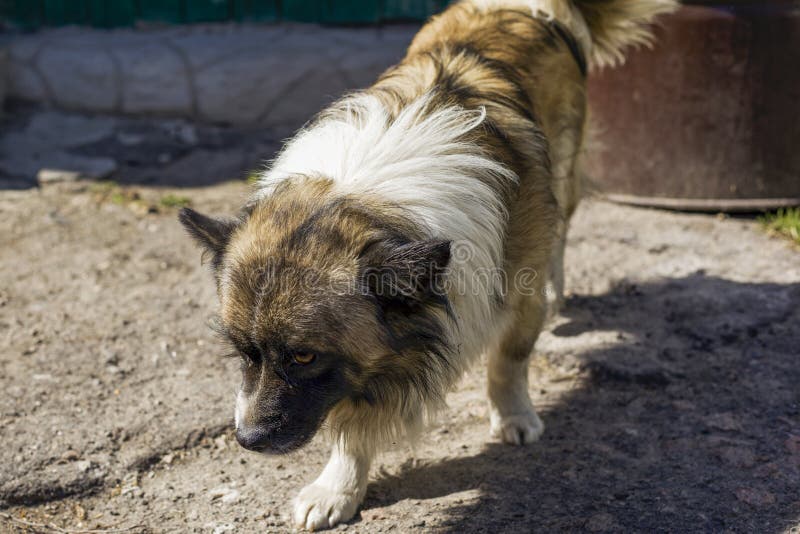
[159,193,191,208]
[88,182,189,214]
[110,191,127,205]
[759,207,800,245]
[88,180,118,194]
[88,180,129,204]
[89,181,152,214]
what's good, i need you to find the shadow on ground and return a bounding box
[365,274,800,533]
[0,105,285,189]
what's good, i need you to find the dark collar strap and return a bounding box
[538,15,588,77]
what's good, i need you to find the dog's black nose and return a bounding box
[236,426,271,451]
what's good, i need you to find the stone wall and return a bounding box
[6,24,417,126]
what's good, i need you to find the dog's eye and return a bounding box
[293,353,316,365]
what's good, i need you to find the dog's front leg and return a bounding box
[293,439,372,530]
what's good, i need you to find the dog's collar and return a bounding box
[535,11,588,77]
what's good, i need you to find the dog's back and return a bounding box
[383,0,676,211]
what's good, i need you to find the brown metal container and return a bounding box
[586,2,800,211]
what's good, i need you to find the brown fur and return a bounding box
[230,2,580,449]
[181,0,587,459]
[179,0,677,528]
[376,0,586,351]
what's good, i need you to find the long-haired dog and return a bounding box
[180,0,677,529]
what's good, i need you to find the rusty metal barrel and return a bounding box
[586,1,800,211]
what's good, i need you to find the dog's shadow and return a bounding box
[363,274,800,533]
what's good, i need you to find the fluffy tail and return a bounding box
[572,0,679,69]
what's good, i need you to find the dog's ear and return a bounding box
[179,208,238,270]
[360,239,451,309]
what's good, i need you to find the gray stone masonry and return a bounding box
[6,23,418,126]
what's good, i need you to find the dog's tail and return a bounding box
[470,0,679,69]
[571,0,679,69]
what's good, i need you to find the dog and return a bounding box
[179,0,677,529]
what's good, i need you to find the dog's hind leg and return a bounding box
[293,439,373,530]
[486,292,546,445]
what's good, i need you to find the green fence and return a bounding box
[0,1,448,29]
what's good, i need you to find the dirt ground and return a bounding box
[1,109,799,533]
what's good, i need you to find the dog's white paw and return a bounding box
[490,410,544,445]
[293,483,361,531]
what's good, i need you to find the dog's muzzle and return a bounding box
[235,425,272,452]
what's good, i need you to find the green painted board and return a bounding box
[321,0,381,24]
[2,0,44,29]
[281,1,322,23]
[281,0,380,24]
[137,0,183,23]
[231,0,279,22]
[0,0,446,29]
[185,0,229,23]
[88,0,137,28]
[383,0,441,20]
[43,0,89,26]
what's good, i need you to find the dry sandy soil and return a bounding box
[1,112,799,533]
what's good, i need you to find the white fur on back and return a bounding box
[256,93,517,362]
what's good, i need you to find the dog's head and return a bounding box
[180,178,451,453]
